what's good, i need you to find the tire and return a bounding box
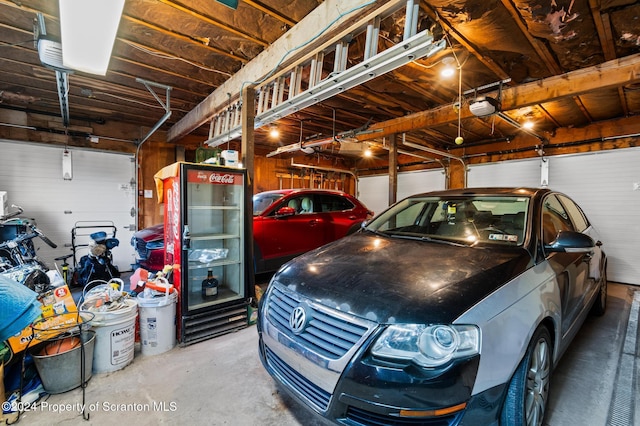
[590,267,607,316]
[500,326,552,426]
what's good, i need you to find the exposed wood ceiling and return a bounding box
[0,0,639,165]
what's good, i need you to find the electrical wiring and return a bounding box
[0,39,36,48]
[120,39,233,77]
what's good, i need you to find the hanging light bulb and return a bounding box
[522,120,534,130]
[440,56,456,78]
[269,125,279,138]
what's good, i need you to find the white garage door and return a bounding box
[468,150,640,285]
[467,158,543,188]
[398,169,447,200]
[358,168,446,216]
[0,140,137,274]
[547,151,640,286]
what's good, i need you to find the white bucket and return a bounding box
[137,287,177,356]
[87,299,138,373]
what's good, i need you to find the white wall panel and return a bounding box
[358,168,446,217]
[0,140,136,273]
[357,174,389,217]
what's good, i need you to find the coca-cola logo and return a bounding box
[209,173,235,184]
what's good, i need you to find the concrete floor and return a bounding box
[5,282,639,426]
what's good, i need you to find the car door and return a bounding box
[317,193,361,240]
[257,194,327,262]
[557,194,602,303]
[541,194,591,338]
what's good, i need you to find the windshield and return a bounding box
[253,193,285,215]
[365,195,529,246]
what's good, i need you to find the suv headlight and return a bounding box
[146,240,164,250]
[371,324,480,367]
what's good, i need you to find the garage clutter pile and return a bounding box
[1,269,178,424]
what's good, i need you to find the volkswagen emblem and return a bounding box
[289,305,308,335]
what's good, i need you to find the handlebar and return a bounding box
[0,204,24,222]
[33,226,57,248]
[0,225,57,249]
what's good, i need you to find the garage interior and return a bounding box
[1,0,640,425]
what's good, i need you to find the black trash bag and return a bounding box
[22,269,52,294]
[76,254,120,287]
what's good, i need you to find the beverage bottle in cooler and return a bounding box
[201,269,218,298]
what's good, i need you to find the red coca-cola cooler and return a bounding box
[155,162,252,345]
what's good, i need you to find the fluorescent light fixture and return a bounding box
[59,0,125,75]
[206,31,446,147]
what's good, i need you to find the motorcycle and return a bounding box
[0,205,58,292]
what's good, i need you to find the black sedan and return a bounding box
[257,187,607,426]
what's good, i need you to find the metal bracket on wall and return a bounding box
[55,70,70,127]
[137,78,173,145]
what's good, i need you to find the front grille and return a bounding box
[265,347,331,411]
[132,237,149,260]
[345,406,464,426]
[266,284,370,359]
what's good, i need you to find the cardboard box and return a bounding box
[7,285,81,353]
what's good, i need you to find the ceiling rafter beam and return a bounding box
[572,95,593,123]
[499,0,562,75]
[157,0,269,47]
[354,53,640,141]
[168,0,409,142]
[113,42,224,86]
[242,0,297,28]
[536,104,562,128]
[0,60,195,115]
[421,3,510,81]
[122,14,247,63]
[588,0,630,116]
[589,0,617,61]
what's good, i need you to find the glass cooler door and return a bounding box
[182,166,245,313]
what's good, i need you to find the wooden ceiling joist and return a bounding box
[355,54,640,141]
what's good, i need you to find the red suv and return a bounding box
[131,189,373,274]
[252,189,373,273]
[131,223,165,272]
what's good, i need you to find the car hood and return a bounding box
[271,232,534,324]
[133,224,164,242]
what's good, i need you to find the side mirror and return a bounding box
[545,230,595,253]
[275,206,296,218]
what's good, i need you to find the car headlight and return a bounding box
[146,241,164,250]
[371,324,480,367]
